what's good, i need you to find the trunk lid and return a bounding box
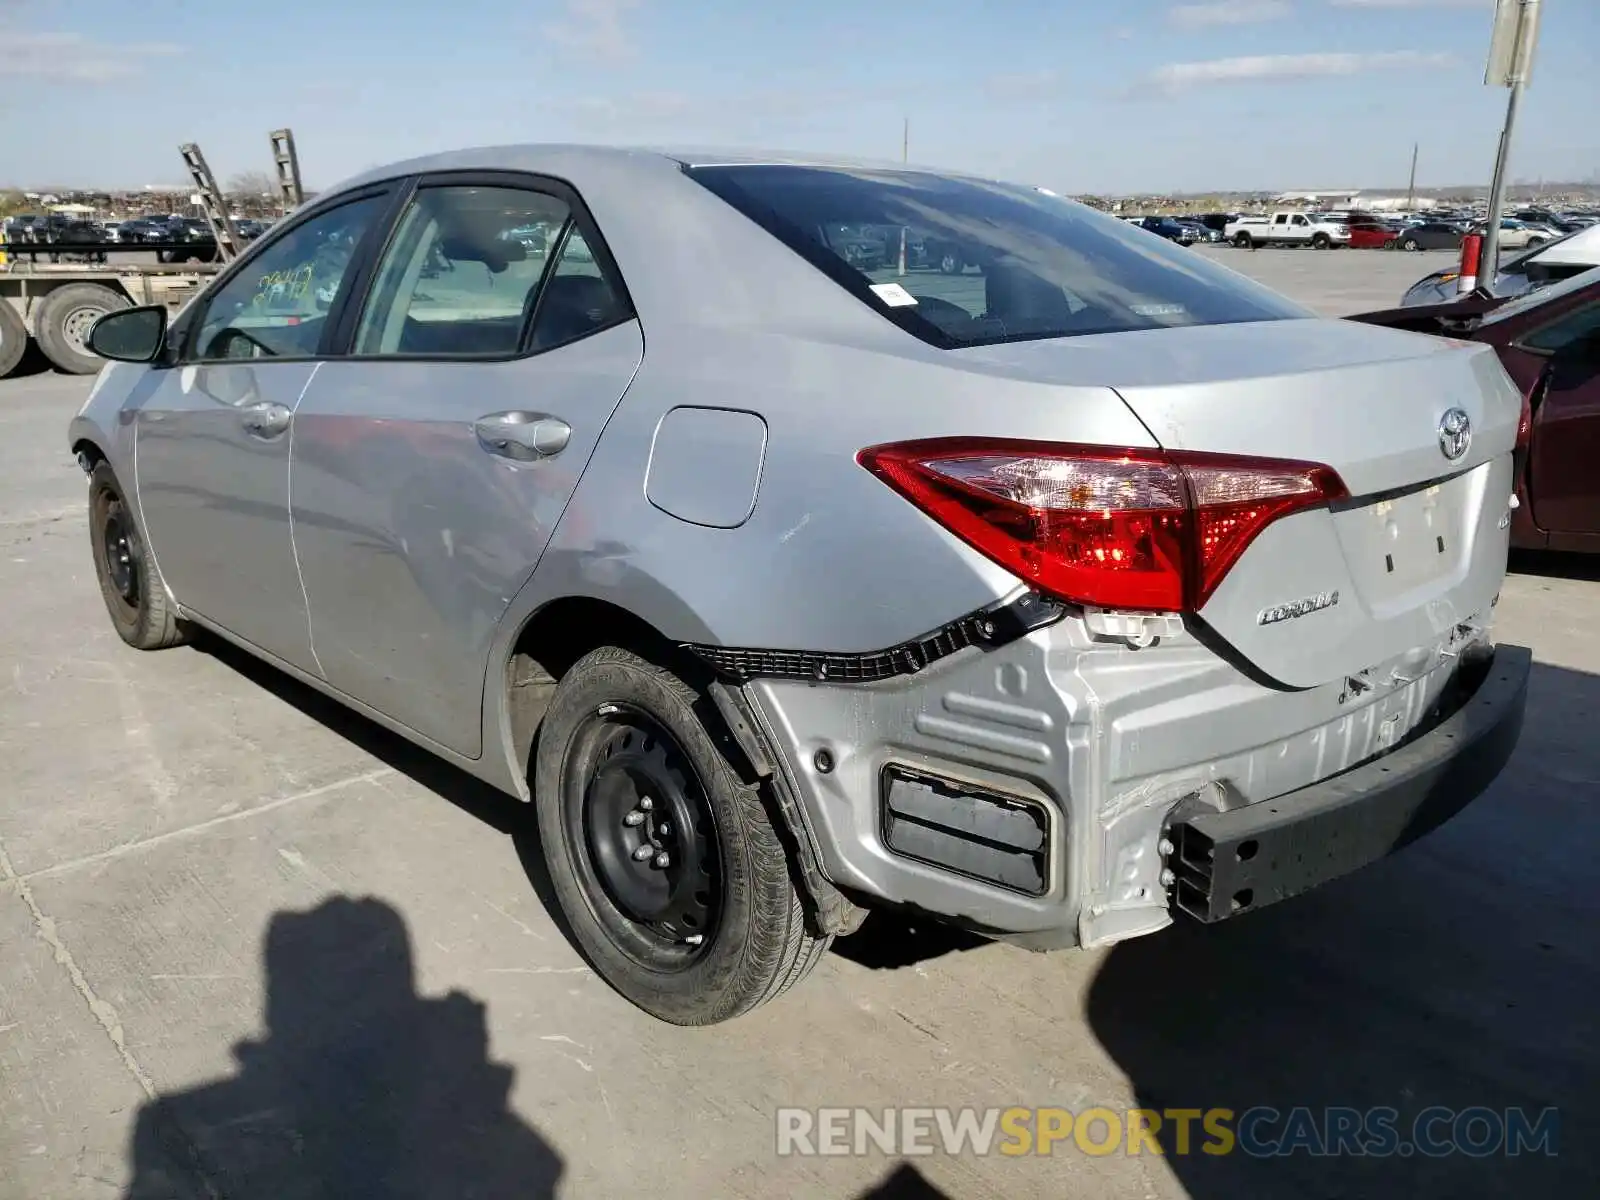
[956,318,1522,687]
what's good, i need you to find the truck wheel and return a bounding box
[1311,233,1331,250]
[0,302,27,378]
[1233,232,1254,249]
[88,462,188,650]
[535,646,831,1025]
[36,284,130,375]
[939,251,963,274]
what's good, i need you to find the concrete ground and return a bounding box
[1,252,1595,1200]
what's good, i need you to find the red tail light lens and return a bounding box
[858,439,1348,613]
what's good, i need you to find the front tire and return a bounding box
[535,647,830,1025]
[88,463,188,650]
[1402,237,1420,252]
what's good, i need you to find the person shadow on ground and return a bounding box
[121,896,563,1200]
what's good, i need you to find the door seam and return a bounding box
[287,361,327,679]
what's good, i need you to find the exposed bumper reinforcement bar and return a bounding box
[1169,643,1532,923]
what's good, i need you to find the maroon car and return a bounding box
[1350,266,1600,553]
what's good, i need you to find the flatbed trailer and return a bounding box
[2,127,301,379]
[0,258,221,378]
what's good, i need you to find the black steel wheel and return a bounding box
[536,646,831,1025]
[570,706,722,968]
[88,462,187,650]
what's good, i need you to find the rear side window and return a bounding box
[354,185,569,358]
[687,165,1306,348]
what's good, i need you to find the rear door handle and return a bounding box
[241,400,291,438]
[473,412,572,461]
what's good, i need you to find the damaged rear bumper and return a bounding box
[1168,644,1532,923]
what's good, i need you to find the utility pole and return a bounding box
[1405,142,1418,214]
[1479,0,1543,283]
[898,116,909,276]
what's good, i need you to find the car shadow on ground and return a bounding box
[1510,548,1600,583]
[119,895,565,1198]
[1086,658,1599,1199]
[195,632,981,974]
[192,634,579,946]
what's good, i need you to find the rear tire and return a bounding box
[35,283,129,375]
[88,463,188,650]
[535,646,830,1025]
[1402,237,1420,252]
[1233,232,1254,249]
[0,302,27,379]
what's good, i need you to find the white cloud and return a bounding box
[1150,49,1456,90]
[1170,1,1292,27]
[0,32,180,82]
[547,0,644,65]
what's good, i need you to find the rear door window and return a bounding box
[353,185,569,358]
[688,164,1307,349]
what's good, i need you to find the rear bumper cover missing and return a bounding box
[1169,643,1532,923]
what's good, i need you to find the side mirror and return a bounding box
[88,305,167,363]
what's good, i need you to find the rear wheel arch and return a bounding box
[502,596,711,793]
[499,593,867,939]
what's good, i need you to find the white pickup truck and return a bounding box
[1226,211,1352,250]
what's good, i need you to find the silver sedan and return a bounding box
[73,146,1529,1024]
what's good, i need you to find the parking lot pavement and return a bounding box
[1192,243,1461,315]
[2,325,1597,1198]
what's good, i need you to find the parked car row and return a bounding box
[4,213,276,263]
[1113,204,1598,255]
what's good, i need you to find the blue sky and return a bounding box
[6,0,1596,194]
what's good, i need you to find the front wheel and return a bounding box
[535,647,830,1025]
[88,463,188,650]
[1402,237,1420,251]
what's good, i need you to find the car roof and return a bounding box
[327,144,998,196]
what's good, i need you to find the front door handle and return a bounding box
[241,400,291,438]
[473,412,572,461]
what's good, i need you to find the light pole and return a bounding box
[1478,0,1543,284]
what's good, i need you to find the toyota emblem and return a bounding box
[1438,407,1472,462]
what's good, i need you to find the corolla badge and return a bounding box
[1438,407,1472,462]
[1258,590,1340,626]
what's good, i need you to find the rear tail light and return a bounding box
[858,439,1348,613]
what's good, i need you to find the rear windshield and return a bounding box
[687,164,1308,348]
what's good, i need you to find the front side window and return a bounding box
[688,165,1307,349]
[354,185,571,357]
[190,196,385,360]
